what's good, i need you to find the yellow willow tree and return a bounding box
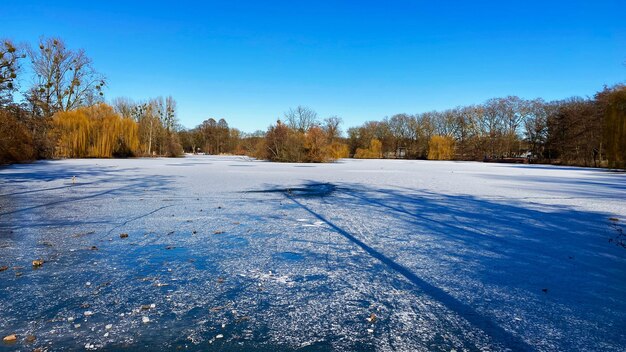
[52,103,139,158]
[354,139,382,159]
[325,142,350,160]
[52,109,90,158]
[428,135,455,160]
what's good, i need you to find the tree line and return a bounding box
[346,90,625,168]
[201,89,624,167]
[1,36,624,168]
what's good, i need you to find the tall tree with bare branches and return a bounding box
[284,106,319,132]
[28,37,105,117]
[0,39,25,106]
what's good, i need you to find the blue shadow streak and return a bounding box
[287,194,534,351]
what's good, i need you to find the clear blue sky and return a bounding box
[2,0,625,132]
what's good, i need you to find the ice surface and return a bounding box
[0,156,625,351]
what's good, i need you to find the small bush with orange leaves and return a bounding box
[261,121,348,162]
[304,126,328,162]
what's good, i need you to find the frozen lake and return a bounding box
[1,156,625,351]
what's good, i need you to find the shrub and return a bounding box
[0,110,36,164]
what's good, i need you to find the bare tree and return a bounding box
[131,99,163,156]
[387,114,413,156]
[164,96,177,132]
[433,109,459,137]
[111,97,136,119]
[454,106,479,158]
[0,39,25,106]
[284,106,318,132]
[523,98,549,159]
[323,115,343,142]
[216,118,229,153]
[546,97,601,166]
[479,98,506,157]
[28,37,105,117]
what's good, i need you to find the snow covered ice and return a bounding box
[0,155,625,351]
